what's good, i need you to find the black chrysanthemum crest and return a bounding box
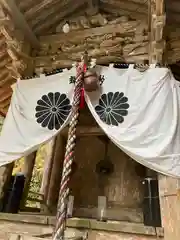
[35,92,72,130]
[95,92,130,126]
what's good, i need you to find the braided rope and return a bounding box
[53,64,84,240]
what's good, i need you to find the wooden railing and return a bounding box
[26,191,52,213]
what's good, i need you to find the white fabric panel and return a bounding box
[1,64,180,178]
[0,68,76,166]
[86,65,180,177]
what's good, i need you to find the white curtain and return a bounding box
[0,68,76,166]
[1,64,180,178]
[86,65,180,178]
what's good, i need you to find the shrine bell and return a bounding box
[84,69,99,92]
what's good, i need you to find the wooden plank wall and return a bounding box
[64,107,145,223]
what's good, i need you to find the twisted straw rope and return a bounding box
[53,63,84,240]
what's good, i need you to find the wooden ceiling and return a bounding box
[15,0,180,33]
[0,0,179,117]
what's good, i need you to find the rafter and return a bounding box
[0,58,11,69]
[0,108,6,117]
[39,20,144,44]
[33,0,87,34]
[0,91,12,102]
[100,0,148,15]
[1,98,11,109]
[0,73,13,87]
[0,86,11,95]
[24,0,69,20]
[0,0,39,49]
[87,0,99,15]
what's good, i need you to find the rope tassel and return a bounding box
[53,60,87,240]
[80,87,85,109]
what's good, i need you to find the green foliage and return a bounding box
[27,145,45,208]
[13,145,46,208]
[0,116,4,132]
[27,146,45,207]
[13,158,24,174]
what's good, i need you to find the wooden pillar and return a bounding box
[40,138,56,212]
[20,151,37,209]
[149,0,166,63]
[158,174,180,240]
[0,162,14,209]
[47,134,66,213]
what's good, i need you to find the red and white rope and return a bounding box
[53,64,84,240]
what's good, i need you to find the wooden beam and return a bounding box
[33,0,87,35]
[0,86,11,95]
[24,0,72,20]
[87,0,99,15]
[62,126,104,136]
[100,3,146,20]
[0,213,164,237]
[0,69,9,80]
[100,0,148,16]
[39,20,144,44]
[158,175,180,240]
[0,98,11,109]
[34,47,149,71]
[40,138,56,213]
[47,135,66,212]
[0,0,39,49]
[20,151,37,209]
[0,91,12,102]
[0,74,14,88]
[34,21,148,70]
[0,163,14,208]
[0,109,6,117]
[0,58,11,70]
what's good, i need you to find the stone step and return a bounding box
[0,222,87,240]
